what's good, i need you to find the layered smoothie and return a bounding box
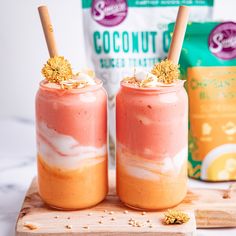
[116,60,188,210]
[36,57,108,210]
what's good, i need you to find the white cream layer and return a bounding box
[117,144,187,180]
[37,122,107,170]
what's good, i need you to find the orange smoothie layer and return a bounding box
[117,154,187,210]
[37,155,108,210]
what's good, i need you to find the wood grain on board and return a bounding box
[15,170,236,236]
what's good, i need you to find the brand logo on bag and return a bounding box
[209,22,236,60]
[91,0,128,27]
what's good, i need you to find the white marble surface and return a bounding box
[0,118,236,236]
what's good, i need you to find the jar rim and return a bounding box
[120,80,185,93]
[39,78,103,94]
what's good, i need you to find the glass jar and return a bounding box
[36,80,108,210]
[116,81,188,210]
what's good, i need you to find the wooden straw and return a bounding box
[38,6,58,57]
[167,6,190,64]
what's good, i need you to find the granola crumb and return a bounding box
[98,220,103,224]
[67,217,71,220]
[124,210,129,214]
[141,211,146,215]
[128,218,145,228]
[83,226,89,229]
[111,217,115,221]
[23,222,38,230]
[146,219,151,223]
[88,213,93,216]
[54,215,59,219]
[109,211,114,215]
[223,192,230,199]
[223,184,235,199]
[65,224,72,229]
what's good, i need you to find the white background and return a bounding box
[0,0,236,120]
[0,1,236,236]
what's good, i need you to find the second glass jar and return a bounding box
[116,81,188,210]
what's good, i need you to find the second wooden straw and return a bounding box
[167,6,190,64]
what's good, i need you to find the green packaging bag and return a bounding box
[166,22,236,181]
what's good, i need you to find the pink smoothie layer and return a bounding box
[36,80,107,148]
[116,81,188,161]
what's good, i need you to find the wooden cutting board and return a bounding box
[15,170,236,236]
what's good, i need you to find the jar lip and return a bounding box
[39,78,103,94]
[120,80,185,93]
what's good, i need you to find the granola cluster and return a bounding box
[42,56,72,83]
[163,209,190,225]
[41,56,95,89]
[151,59,179,84]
